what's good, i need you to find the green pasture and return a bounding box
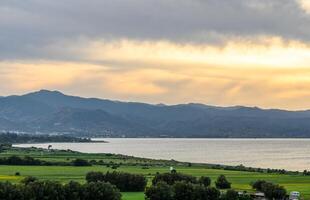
[1,147,310,199]
[0,165,310,199]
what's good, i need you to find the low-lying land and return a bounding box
[0,133,103,144]
[0,146,310,199]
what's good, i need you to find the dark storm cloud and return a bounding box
[0,0,310,60]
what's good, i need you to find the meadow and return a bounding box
[1,147,310,199]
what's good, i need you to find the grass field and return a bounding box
[1,147,310,199]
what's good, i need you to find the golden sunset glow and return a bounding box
[1,0,310,110]
[1,36,310,110]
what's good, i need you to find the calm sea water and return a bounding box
[15,138,310,171]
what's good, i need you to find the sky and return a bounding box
[1,0,310,110]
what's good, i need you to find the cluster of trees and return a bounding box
[146,172,247,200]
[146,181,251,200]
[252,180,287,199]
[210,164,299,175]
[0,177,121,200]
[0,132,92,144]
[152,172,231,190]
[303,170,310,176]
[0,155,91,167]
[86,171,147,192]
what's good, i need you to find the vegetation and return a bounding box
[0,147,310,199]
[0,178,121,200]
[0,155,91,166]
[252,180,287,200]
[86,171,147,192]
[0,133,94,144]
[215,175,231,189]
[146,180,252,200]
[152,172,197,185]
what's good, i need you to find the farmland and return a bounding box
[0,147,310,199]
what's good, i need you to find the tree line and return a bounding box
[86,171,147,192]
[146,172,288,200]
[0,170,288,200]
[0,155,91,167]
[0,177,121,200]
[0,132,92,144]
[146,172,251,200]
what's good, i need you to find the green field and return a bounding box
[1,147,310,199]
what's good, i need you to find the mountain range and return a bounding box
[1,90,310,138]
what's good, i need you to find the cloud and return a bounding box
[1,0,310,61]
[1,0,310,109]
[299,0,310,13]
[2,37,310,110]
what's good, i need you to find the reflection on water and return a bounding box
[15,138,310,171]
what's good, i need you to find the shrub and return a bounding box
[86,171,105,183]
[72,159,91,166]
[215,175,231,189]
[21,176,38,185]
[199,176,211,187]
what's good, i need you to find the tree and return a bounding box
[152,172,197,185]
[25,180,66,200]
[64,181,84,200]
[252,180,267,191]
[83,181,121,200]
[173,181,195,200]
[193,185,220,200]
[199,176,211,187]
[0,182,24,200]
[215,175,231,189]
[272,185,287,200]
[145,182,174,200]
[86,171,147,192]
[223,189,239,200]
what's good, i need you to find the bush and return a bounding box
[83,181,121,200]
[251,180,267,191]
[199,176,211,187]
[223,189,239,200]
[152,172,197,185]
[21,176,38,185]
[64,181,84,200]
[0,182,24,200]
[86,171,147,192]
[72,159,91,166]
[145,182,174,200]
[86,171,105,183]
[261,182,286,200]
[215,175,231,189]
[173,181,195,200]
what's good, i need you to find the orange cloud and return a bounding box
[1,37,310,110]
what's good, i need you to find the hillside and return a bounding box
[1,90,310,137]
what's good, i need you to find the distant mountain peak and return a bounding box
[34,89,64,95]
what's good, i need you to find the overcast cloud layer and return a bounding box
[1,0,310,60]
[1,0,310,110]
